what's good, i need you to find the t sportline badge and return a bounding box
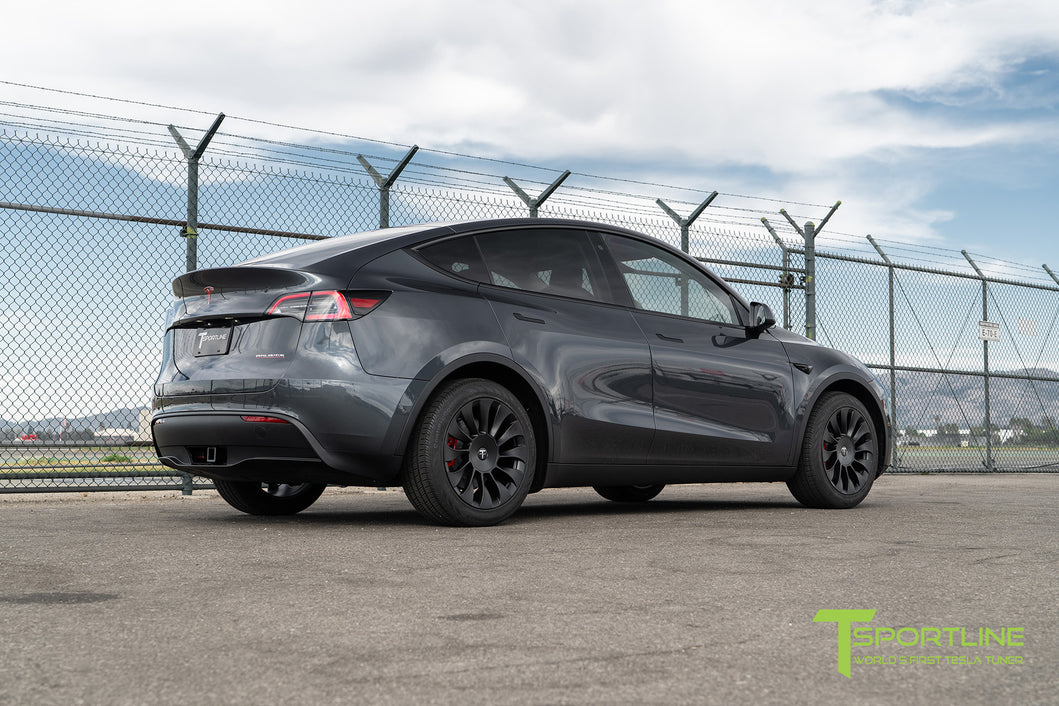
[194,328,232,357]
[814,610,1025,678]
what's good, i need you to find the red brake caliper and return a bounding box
[447,436,458,467]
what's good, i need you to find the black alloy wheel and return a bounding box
[822,406,875,495]
[213,479,326,515]
[444,398,530,510]
[404,378,537,526]
[788,392,877,509]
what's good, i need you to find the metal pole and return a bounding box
[167,113,224,496]
[761,217,791,330]
[167,113,225,274]
[1044,264,1059,286]
[185,157,199,272]
[868,236,897,435]
[779,202,838,342]
[503,170,571,218]
[357,145,419,229]
[803,221,817,340]
[657,192,718,317]
[963,251,993,471]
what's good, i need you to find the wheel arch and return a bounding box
[798,375,890,477]
[395,354,553,492]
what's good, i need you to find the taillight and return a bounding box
[268,292,316,319]
[304,291,353,321]
[266,291,386,321]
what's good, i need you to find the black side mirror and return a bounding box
[749,302,776,335]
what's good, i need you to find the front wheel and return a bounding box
[787,392,877,509]
[593,484,665,503]
[214,480,326,515]
[403,378,537,526]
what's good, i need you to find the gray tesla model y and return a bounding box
[152,219,891,525]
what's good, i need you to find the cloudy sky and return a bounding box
[5,0,1059,271]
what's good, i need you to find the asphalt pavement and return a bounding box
[0,475,1056,705]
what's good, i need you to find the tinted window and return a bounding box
[474,229,609,303]
[417,236,489,282]
[603,234,738,324]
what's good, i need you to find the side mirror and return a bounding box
[749,302,776,334]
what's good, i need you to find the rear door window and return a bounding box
[473,228,611,303]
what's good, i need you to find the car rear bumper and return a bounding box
[152,411,402,486]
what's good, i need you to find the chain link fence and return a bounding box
[1,109,1057,492]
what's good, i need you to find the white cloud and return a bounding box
[3,0,1059,255]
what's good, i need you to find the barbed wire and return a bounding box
[1,88,1055,280]
[0,82,833,207]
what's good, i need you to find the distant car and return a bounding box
[18,433,39,442]
[153,218,892,525]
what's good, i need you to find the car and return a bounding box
[17,433,39,442]
[152,218,892,525]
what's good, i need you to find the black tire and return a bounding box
[593,484,665,503]
[403,378,537,526]
[213,480,326,516]
[787,392,878,509]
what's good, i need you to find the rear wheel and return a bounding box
[214,480,326,515]
[787,392,877,509]
[403,378,536,526]
[593,484,665,503]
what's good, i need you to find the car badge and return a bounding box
[204,286,214,304]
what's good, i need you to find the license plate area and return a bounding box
[194,327,234,357]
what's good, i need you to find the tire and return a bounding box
[593,484,665,503]
[214,480,326,516]
[403,378,537,526]
[787,392,878,509]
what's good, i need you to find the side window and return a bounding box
[602,234,739,324]
[417,236,489,283]
[473,229,609,303]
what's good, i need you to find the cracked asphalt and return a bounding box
[1,475,1056,705]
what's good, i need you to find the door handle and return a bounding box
[656,333,684,343]
[513,312,546,324]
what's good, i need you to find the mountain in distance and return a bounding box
[886,368,1059,430]
[1,407,148,434]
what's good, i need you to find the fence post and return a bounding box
[963,251,994,471]
[167,113,225,273]
[868,236,898,442]
[781,201,840,342]
[761,217,792,330]
[1044,264,1059,286]
[168,113,224,496]
[656,192,718,254]
[657,192,718,317]
[503,170,571,218]
[357,145,419,229]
